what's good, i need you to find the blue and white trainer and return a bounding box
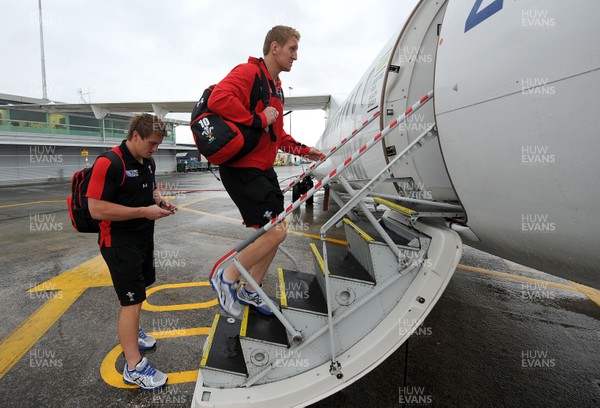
[238,284,275,316]
[123,357,167,390]
[210,268,242,318]
[138,328,156,350]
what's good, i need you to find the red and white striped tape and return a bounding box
[282,110,381,193]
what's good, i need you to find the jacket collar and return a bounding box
[119,139,147,167]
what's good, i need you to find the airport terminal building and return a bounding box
[0,93,190,184]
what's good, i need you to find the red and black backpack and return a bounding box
[190,66,276,165]
[67,147,125,233]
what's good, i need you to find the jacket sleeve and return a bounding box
[86,157,120,201]
[208,64,267,129]
[279,130,311,156]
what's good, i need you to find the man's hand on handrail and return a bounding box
[306,147,326,162]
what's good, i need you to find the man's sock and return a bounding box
[221,271,237,285]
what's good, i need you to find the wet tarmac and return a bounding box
[0,167,598,407]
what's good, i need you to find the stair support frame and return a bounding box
[232,259,303,342]
[318,124,436,375]
[242,258,422,387]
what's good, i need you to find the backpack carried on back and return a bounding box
[67,147,125,233]
[190,67,276,165]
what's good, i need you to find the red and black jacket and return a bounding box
[208,56,310,170]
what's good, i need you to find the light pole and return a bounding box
[38,0,48,100]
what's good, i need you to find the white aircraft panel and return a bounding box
[435,0,600,286]
[383,0,454,200]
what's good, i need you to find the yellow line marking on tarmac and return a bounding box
[100,327,211,388]
[0,255,111,380]
[143,282,218,311]
[568,281,600,308]
[175,197,216,209]
[0,200,64,209]
[456,264,600,307]
[457,264,578,292]
[180,206,244,223]
[181,206,347,244]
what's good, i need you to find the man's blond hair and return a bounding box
[263,25,301,56]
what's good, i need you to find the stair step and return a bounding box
[201,314,248,376]
[278,268,327,315]
[309,242,375,284]
[374,196,464,220]
[240,306,288,346]
[346,217,417,247]
[311,243,376,314]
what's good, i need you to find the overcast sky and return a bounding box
[0,0,418,145]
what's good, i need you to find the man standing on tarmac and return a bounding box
[208,25,325,318]
[87,113,177,390]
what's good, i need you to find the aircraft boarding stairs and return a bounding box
[192,91,464,407]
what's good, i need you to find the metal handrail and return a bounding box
[321,124,437,243]
[280,110,381,194]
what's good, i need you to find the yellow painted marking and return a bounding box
[278,268,287,308]
[143,282,218,311]
[0,289,84,380]
[100,327,211,388]
[180,206,347,244]
[309,243,326,275]
[457,264,578,292]
[179,206,244,223]
[0,255,111,380]
[201,315,220,367]
[174,197,217,209]
[288,213,347,243]
[343,218,375,242]
[289,230,347,245]
[374,197,416,215]
[240,306,250,337]
[0,200,64,209]
[569,280,600,308]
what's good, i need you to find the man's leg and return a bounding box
[223,221,287,284]
[213,166,286,316]
[246,245,278,291]
[119,302,143,369]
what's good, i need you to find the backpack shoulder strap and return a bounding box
[258,69,271,108]
[101,147,126,186]
[255,59,277,141]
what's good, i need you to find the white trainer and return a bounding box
[138,327,156,350]
[123,357,167,390]
[210,268,242,318]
